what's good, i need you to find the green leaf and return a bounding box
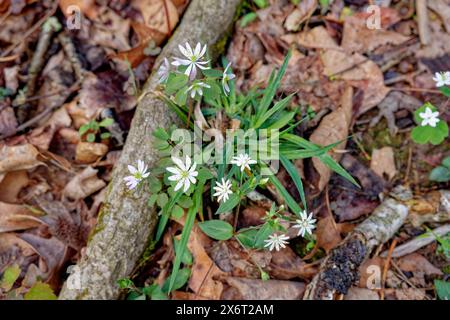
[157,193,169,208]
[429,166,450,182]
[153,128,170,141]
[143,284,168,300]
[0,264,21,291]
[198,220,234,241]
[78,124,90,136]
[267,173,302,214]
[201,69,223,78]
[442,156,450,169]
[148,176,162,193]
[266,111,296,130]
[24,282,57,300]
[99,118,114,127]
[256,50,291,120]
[174,238,193,266]
[434,280,450,300]
[215,193,241,215]
[162,268,190,293]
[197,167,214,183]
[175,87,188,106]
[235,228,259,248]
[147,194,158,207]
[439,86,450,98]
[412,103,449,145]
[253,0,268,9]
[253,94,294,129]
[318,153,359,187]
[254,223,275,249]
[280,155,307,211]
[171,204,184,219]
[117,278,134,289]
[127,291,145,300]
[240,12,257,28]
[167,183,204,293]
[177,195,193,209]
[155,191,183,241]
[87,133,96,142]
[100,132,111,140]
[165,73,189,95]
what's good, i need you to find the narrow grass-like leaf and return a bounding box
[318,154,360,187]
[280,155,307,210]
[155,191,182,241]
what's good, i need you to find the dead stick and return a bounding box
[416,0,430,45]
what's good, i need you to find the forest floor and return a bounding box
[0,0,449,300]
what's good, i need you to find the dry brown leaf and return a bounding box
[370,147,397,181]
[63,166,106,200]
[316,215,342,253]
[397,253,443,277]
[284,0,317,32]
[0,202,42,233]
[4,66,19,93]
[345,287,379,300]
[394,288,427,300]
[89,7,131,51]
[0,144,45,182]
[222,277,305,300]
[309,86,353,191]
[187,224,226,299]
[341,11,409,54]
[132,0,179,36]
[0,105,17,138]
[75,142,108,164]
[268,246,317,280]
[0,170,29,203]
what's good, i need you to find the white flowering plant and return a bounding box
[124,44,360,296]
[411,73,449,145]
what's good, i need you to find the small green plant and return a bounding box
[411,102,448,145]
[429,156,450,182]
[0,87,13,101]
[434,280,450,300]
[78,118,114,142]
[124,45,358,296]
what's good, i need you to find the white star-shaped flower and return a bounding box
[432,71,450,87]
[292,210,317,237]
[264,233,289,251]
[419,106,440,127]
[230,153,257,172]
[157,58,170,83]
[172,42,210,80]
[186,81,210,99]
[213,178,233,203]
[124,160,150,190]
[222,62,236,95]
[167,155,198,193]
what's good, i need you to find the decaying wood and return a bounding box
[59,0,241,300]
[382,224,450,258]
[416,0,430,45]
[303,186,412,300]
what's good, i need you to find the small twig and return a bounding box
[390,87,441,94]
[58,32,85,81]
[380,239,397,300]
[0,81,80,140]
[381,224,450,258]
[416,0,430,45]
[1,2,58,58]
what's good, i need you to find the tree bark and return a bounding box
[59,0,241,300]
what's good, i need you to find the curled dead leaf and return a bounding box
[0,144,45,182]
[309,86,353,191]
[284,0,317,32]
[75,142,108,164]
[63,167,106,200]
[0,202,42,233]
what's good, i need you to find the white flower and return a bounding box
[186,81,210,99]
[432,71,450,87]
[222,62,236,95]
[292,210,317,237]
[213,178,233,203]
[419,106,440,127]
[264,233,289,251]
[124,160,150,190]
[157,58,170,83]
[167,155,198,193]
[230,153,257,172]
[172,42,210,80]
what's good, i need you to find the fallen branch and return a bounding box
[58,0,241,300]
[303,186,412,300]
[416,0,430,45]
